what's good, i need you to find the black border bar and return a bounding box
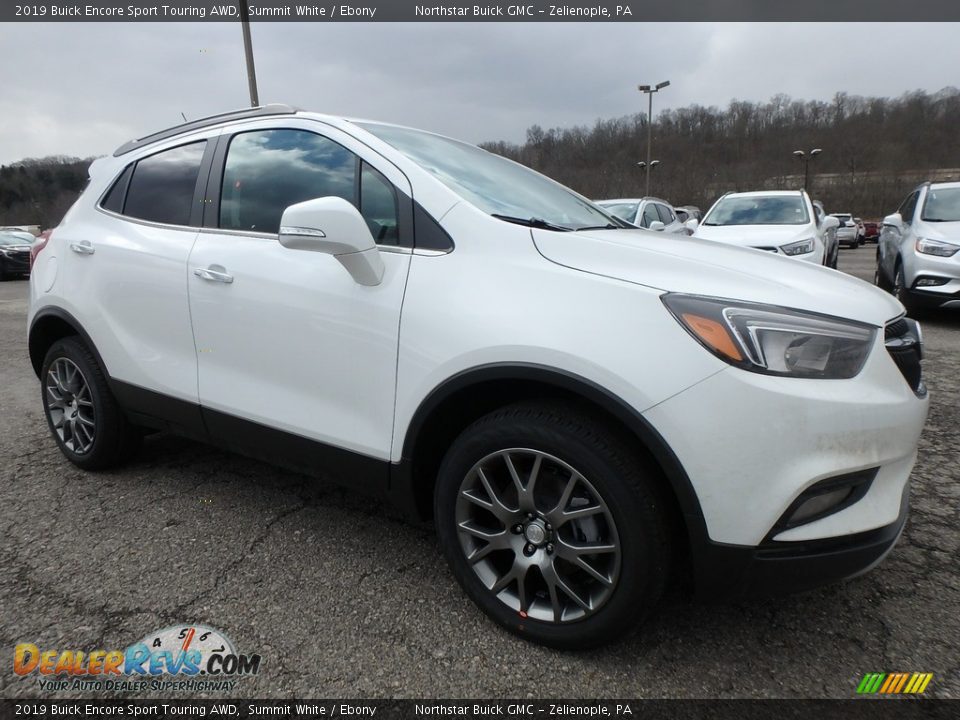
[4,1,960,22]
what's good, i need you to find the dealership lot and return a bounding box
[1,248,957,699]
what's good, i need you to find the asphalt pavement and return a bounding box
[1,245,957,699]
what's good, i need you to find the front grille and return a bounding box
[885,318,924,395]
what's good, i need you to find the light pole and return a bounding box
[638,80,669,196]
[792,148,822,191]
[238,0,260,107]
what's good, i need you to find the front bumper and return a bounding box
[903,249,960,307]
[693,483,908,599]
[642,322,927,596]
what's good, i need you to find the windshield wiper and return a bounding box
[492,214,573,232]
[575,223,620,231]
[922,218,951,222]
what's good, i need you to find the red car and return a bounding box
[862,220,881,243]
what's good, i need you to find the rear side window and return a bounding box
[220,129,356,234]
[122,141,206,226]
[101,165,133,214]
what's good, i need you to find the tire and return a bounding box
[873,253,892,291]
[40,337,141,470]
[893,263,921,316]
[434,401,672,649]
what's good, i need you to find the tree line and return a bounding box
[481,87,960,218]
[2,87,958,228]
[0,156,91,230]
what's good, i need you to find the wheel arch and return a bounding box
[29,307,106,379]
[392,364,709,556]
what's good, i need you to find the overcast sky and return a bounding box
[1,22,958,165]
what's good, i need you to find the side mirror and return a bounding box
[821,216,840,231]
[882,213,903,230]
[278,197,385,286]
[684,218,699,234]
[648,220,666,232]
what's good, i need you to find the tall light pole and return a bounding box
[238,0,260,107]
[638,80,669,196]
[793,148,822,191]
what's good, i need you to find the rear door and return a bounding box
[186,120,412,469]
[58,135,217,418]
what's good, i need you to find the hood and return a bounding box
[532,228,903,327]
[693,223,813,248]
[919,220,960,241]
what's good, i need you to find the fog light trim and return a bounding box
[767,468,878,538]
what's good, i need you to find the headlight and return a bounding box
[780,238,814,256]
[662,294,876,379]
[916,237,959,257]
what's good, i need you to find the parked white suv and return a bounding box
[693,190,839,265]
[28,106,928,649]
[875,181,960,313]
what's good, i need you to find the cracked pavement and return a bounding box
[0,247,957,699]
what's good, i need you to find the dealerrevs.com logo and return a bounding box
[14,625,262,693]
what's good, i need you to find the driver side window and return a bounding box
[640,204,660,229]
[898,192,919,223]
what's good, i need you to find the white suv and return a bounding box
[28,106,928,649]
[693,190,840,265]
[875,181,960,313]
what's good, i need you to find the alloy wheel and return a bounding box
[45,357,97,455]
[454,448,621,624]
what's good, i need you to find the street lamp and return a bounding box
[792,148,822,191]
[638,80,670,196]
[637,160,661,171]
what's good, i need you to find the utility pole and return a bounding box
[638,80,670,196]
[238,0,260,107]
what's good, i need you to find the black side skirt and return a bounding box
[109,380,391,501]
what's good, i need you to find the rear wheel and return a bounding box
[435,402,672,649]
[41,337,141,470]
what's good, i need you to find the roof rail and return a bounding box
[113,103,300,157]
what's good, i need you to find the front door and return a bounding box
[187,122,412,473]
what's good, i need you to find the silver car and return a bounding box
[831,213,861,248]
[595,197,689,234]
[875,181,960,312]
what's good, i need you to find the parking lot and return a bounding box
[0,246,957,699]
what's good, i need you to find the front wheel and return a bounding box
[893,264,921,316]
[41,337,141,470]
[434,402,672,649]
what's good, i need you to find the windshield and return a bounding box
[922,187,960,222]
[357,123,622,231]
[703,196,809,226]
[597,202,639,223]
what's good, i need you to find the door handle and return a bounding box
[193,266,234,284]
[69,241,95,255]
